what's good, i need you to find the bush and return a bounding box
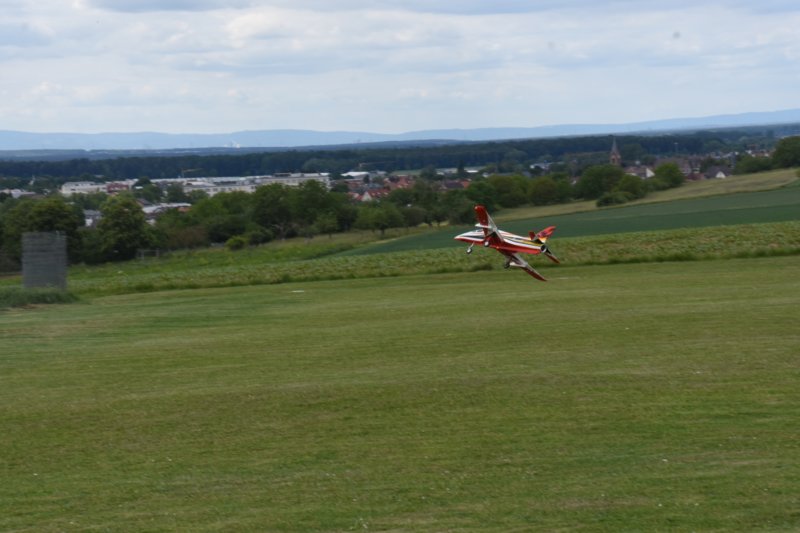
[243,228,273,246]
[596,191,634,207]
[0,287,78,310]
[226,235,247,251]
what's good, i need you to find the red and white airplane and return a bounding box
[454,205,560,281]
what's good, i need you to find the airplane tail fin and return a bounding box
[530,225,556,243]
[530,226,560,263]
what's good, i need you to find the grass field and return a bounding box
[349,182,800,255]
[2,171,799,530]
[2,256,800,531]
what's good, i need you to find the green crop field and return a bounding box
[348,182,800,255]
[2,256,800,531]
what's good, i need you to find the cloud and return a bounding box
[0,22,52,47]
[2,0,800,133]
[84,0,254,12]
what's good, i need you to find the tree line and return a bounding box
[0,127,792,191]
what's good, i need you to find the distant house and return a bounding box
[386,175,414,190]
[351,190,390,202]
[141,203,192,224]
[106,181,133,195]
[442,180,470,190]
[705,166,730,179]
[625,166,655,179]
[61,181,105,196]
[1,188,36,199]
[84,210,102,227]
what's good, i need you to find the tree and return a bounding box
[165,183,189,203]
[488,174,528,208]
[97,195,153,261]
[465,180,498,211]
[313,211,339,238]
[252,183,294,239]
[614,174,646,199]
[734,154,773,175]
[456,160,468,179]
[0,196,84,262]
[291,180,330,228]
[653,162,685,188]
[576,164,626,199]
[528,176,561,205]
[772,136,800,168]
[185,194,248,243]
[441,190,474,224]
[354,203,404,237]
[154,208,209,250]
[419,166,439,181]
[132,177,162,203]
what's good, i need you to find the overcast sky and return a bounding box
[2,0,799,134]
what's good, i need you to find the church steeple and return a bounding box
[610,137,622,166]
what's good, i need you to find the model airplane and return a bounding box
[454,205,560,281]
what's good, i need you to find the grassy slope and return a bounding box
[2,257,799,531]
[349,176,800,255]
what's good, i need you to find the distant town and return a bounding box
[1,127,798,269]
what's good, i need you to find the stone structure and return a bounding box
[22,232,67,290]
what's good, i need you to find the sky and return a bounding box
[2,0,799,134]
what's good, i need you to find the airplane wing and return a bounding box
[503,251,547,281]
[474,205,503,246]
[453,229,486,244]
[474,205,498,236]
[454,205,504,246]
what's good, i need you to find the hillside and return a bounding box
[345,170,800,256]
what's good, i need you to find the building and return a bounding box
[610,138,622,166]
[156,173,331,197]
[60,181,105,196]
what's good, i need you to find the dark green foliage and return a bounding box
[0,287,78,310]
[596,191,635,206]
[487,174,528,207]
[225,235,247,251]
[0,196,83,262]
[252,183,294,238]
[614,174,646,199]
[734,154,773,174]
[654,162,685,188]
[354,202,405,236]
[771,135,800,168]
[576,164,626,199]
[97,195,154,261]
[465,180,498,211]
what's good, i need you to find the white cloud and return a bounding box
[1,0,799,133]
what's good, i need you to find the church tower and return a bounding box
[609,137,622,166]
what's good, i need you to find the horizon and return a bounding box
[2,106,799,137]
[2,107,800,152]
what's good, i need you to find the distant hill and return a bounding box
[2,108,800,152]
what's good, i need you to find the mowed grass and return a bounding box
[2,256,800,531]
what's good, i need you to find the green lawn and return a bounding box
[2,256,800,531]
